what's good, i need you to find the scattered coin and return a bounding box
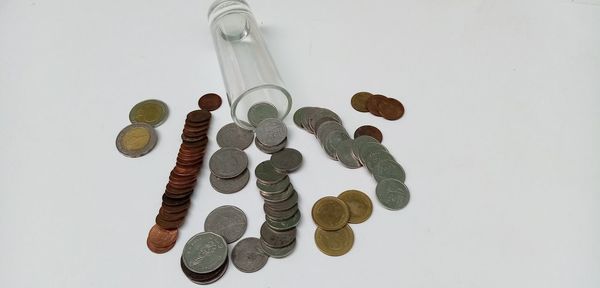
[248,102,279,127]
[116,123,158,158]
[231,237,269,273]
[350,92,372,112]
[337,190,372,224]
[259,239,296,258]
[255,118,287,146]
[210,168,250,194]
[314,225,354,256]
[354,125,383,143]
[270,148,303,173]
[129,99,169,127]
[366,94,387,117]
[198,93,222,111]
[209,147,248,179]
[182,232,228,274]
[378,97,405,120]
[376,178,410,210]
[204,205,248,243]
[311,196,350,231]
[216,122,255,150]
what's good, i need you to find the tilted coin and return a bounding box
[204,205,248,243]
[186,109,212,123]
[182,232,228,274]
[372,159,406,183]
[270,148,303,173]
[147,224,178,254]
[311,196,350,231]
[351,135,379,163]
[255,160,287,184]
[354,125,383,143]
[261,184,294,203]
[314,225,354,256]
[363,149,396,172]
[216,123,254,150]
[334,139,362,169]
[265,210,301,231]
[259,239,296,258]
[323,129,351,160]
[308,109,342,133]
[209,169,250,194]
[255,137,287,154]
[263,203,298,221]
[357,141,388,164]
[129,99,169,127]
[316,120,344,142]
[264,190,298,212]
[198,93,222,111]
[256,175,290,194]
[209,147,248,179]
[180,255,229,284]
[116,123,158,158]
[366,94,387,117]
[260,221,296,248]
[248,102,279,127]
[350,92,373,112]
[255,118,287,146]
[378,97,405,120]
[376,178,410,210]
[293,107,314,129]
[231,237,269,273]
[337,190,373,224]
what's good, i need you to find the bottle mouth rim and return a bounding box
[230,84,292,130]
[208,0,250,20]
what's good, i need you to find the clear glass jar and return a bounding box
[208,0,292,130]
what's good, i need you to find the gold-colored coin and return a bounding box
[129,99,169,127]
[314,225,354,256]
[338,190,373,224]
[311,196,350,231]
[350,92,372,112]
[116,123,158,158]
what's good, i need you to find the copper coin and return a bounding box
[147,237,176,254]
[162,193,191,206]
[147,224,178,247]
[172,166,199,177]
[186,110,212,123]
[159,207,188,221]
[350,92,372,112]
[156,214,185,229]
[161,201,191,213]
[165,184,194,195]
[366,94,387,117]
[378,98,405,120]
[198,93,223,111]
[354,125,383,143]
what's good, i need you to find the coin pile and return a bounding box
[351,91,405,120]
[146,109,212,253]
[181,232,229,284]
[255,158,302,258]
[255,118,287,154]
[208,147,250,194]
[116,99,168,157]
[312,190,372,256]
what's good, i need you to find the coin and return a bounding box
[255,137,287,154]
[209,147,248,179]
[181,255,229,284]
[270,148,303,173]
[337,190,373,224]
[354,125,383,143]
[186,109,212,123]
[231,237,269,273]
[255,160,287,184]
[129,99,169,127]
[264,190,298,212]
[209,168,250,194]
[350,92,372,112]
[366,94,387,117]
[263,203,298,221]
[314,225,354,256]
[198,93,222,111]
[147,224,178,254]
[182,232,228,274]
[261,184,295,203]
[372,159,406,183]
[376,178,410,210]
[248,102,279,127]
[259,239,296,258]
[116,123,158,158]
[255,118,287,146]
[311,196,350,231]
[363,149,396,172]
[265,210,301,231]
[216,123,254,150]
[357,141,388,165]
[351,135,379,163]
[378,97,405,120]
[260,222,296,248]
[323,129,351,160]
[334,139,362,169]
[204,205,248,243]
[256,175,290,194]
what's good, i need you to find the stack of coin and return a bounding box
[350,91,405,120]
[116,99,168,157]
[312,190,372,256]
[208,147,250,194]
[147,109,212,253]
[255,160,301,258]
[255,118,287,154]
[181,232,229,284]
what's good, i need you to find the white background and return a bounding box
[1,0,599,287]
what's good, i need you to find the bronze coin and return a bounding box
[350,92,372,112]
[354,125,383,143]
[198,93,223,111]
[159,207,188,221]
[186,110,212,123]
[180,138,208,148]
[180,256,228,284]
[162,193,191,206]
[147,237,176,254]
[161,201,191,213]
[366,94,387,117]
[378,98,405,120]
[172,166,199,177]
[164,190,193,200]
[155,214,185,229]
[147,224,178,247]
[166,184,194,195]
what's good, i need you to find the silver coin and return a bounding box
[357,141,388,164]
[182,232,228,274]
[209,147,248,179]
[351,135,379,163]
[299,107,321,132]
[259,238,296,258]
[204,205,248,243]
[264,190,298,211]
[265,209,300,231]
[255,118,287,146]
[324,129,350,160]
[372,159,406,183]
[270,148,303,173]
[335,139,362,169]
[293,107,312,128]
[375,178,410,210]
[183,258,229,285]
[316,120,344,141]
[255,160,287,184]
[210,169,250,194]
[260,221,296,248]
[263,203,298,221]
[115,123,158,158]
[231,237,269,273]
[261,184,295,203]
[248,102,279,127]
[308,109,342,133]
[255,137,287,154]
[216,122,254,150]
[256,175,290,194]
[363,149,396,171]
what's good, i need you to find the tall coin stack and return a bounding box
[146,109,212,254]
